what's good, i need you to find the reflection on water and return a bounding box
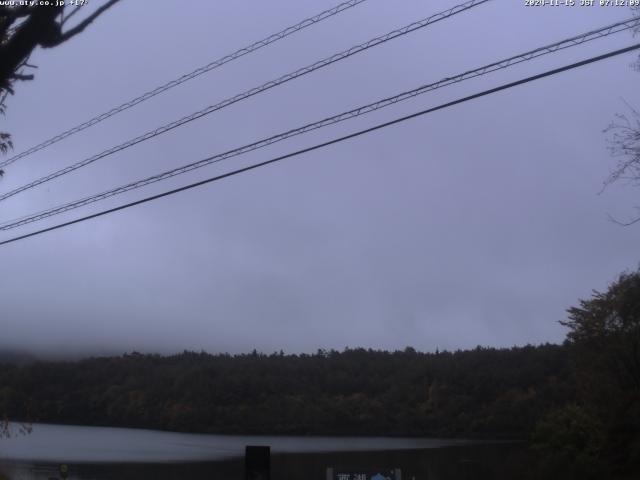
[0,424,528,480]
[0,423,478,463]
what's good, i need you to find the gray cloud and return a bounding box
[0,0,639,356]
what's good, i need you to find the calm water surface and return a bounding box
[0,423,527,479]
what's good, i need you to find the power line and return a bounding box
[1,43,638,248]
[0,0,370,169]
[0,0,490,203]
[1,17,636,231]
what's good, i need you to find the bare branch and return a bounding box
[607,211,640,227]
[603,100,640,188]
[60,5,83,27]
[52,0,121,46]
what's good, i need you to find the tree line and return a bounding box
[0,343,571,439]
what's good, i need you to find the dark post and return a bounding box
[245,445,270,480]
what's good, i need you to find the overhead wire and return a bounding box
[0,0,370,169]
[0,0,490,202]
[1,16,637,231]
[1,42,639,247]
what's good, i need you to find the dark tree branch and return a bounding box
[52,0,121,46]
[60,5,83,27]
[10,73,33,81]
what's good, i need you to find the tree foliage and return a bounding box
[531,403,606,479]
[535,268,640,477]
[0,344,571,438]
[561,268,640,395]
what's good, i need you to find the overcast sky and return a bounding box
[0,0,638,356]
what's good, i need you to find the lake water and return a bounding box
[0,423,529,479]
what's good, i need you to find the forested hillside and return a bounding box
[0,344,571,437]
